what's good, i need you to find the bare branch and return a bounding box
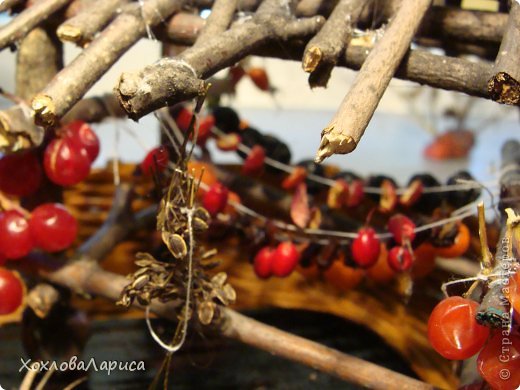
[0,0,69,51]
[115,0,325,119]
[26,283,60,318]
[57,0,130,46]
[302,0,366,88]
[0,104,43,153]
[31,0,185,127]
[195,0,238,44]
[315,0,432,163]
[487,1,520,105]
[16,26,63,101]
[221,308,433,390]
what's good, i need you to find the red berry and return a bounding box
[0,151,42,196]
[247,67,270,91]
[29,203,78,252]
[44,138,91,186]
[0,210,33,259]
[242,145,265,175]
[202,183,229,216]
[272,241,300,277]
[194,115,215,146]
[428,296,490,360]
[351,228,381,268]
[175,107,193,132]
[387,214,416,245]
[387,245,414,272]
[477,332,520,390]
[282,167,307,190]
[141,146,170,176]
[63,120,100,162]
[0,268,23,315]
[229,65,246,85]
[253,247,275,279]
[345,179,364,207]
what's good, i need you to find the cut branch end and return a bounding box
[315,126,357,163]
[32,94,57,127]
[487,71,520,105]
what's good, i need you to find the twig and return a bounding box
[31,0,185,127]
[0,0,69,51]
[295,0,324,16]
[194,0,237,44]
[36,257,431,389]
[0,0,23,13]
[478,202,493,270]
[488,1,520,105]
[302,0,366,88]
[315,0,432,163]
[57,0,130,46]
[19,362,39,390]
[26,283,60,318]
[62,93,126,123]
[0,103,44,153]
[16,26,63,101]
[115,0,325,120]
[220,308,433,390]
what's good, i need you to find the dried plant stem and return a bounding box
[302,0,366,88]
[315,0,432,163]
[220,308,433,390]
[487,1,520,105]
[16,26,63,101]
[477,202,494,270]
[57,0,130,45]
[0,0,69,51]
[115,0,325,119]
[32,0,185,127]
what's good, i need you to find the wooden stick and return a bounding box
[0,104,43,153]
[57,0,130,46]
[194,0,237,44]
[0,0,69,51]
[115,0,324,119]
[302,0,366,88]
[221,308,433,390]
[487,1,520,105]
[0,0,24,13]
[16,26,63,101]
[315,0,432,163]
[31,0,184,128]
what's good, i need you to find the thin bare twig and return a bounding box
[302,0,367,88]
[57,0,130,46]
[0,0,69,51]
[194,0,237,44]
[32,0,185,127]
[315,0,432,163]
[487,1,520,105]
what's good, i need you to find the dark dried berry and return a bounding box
[366,175,397,202]
[407,173,443,213]
[446,171,481,208]
[237,127,263,159]
[297,159,327,195]
[262,135,291,167]
[212,106,240,134]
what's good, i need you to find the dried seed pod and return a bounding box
[211,272,227,287]
[222,283,236,303]
[132,275,150,290]
[192,217,209,232]
[194,207,211,222]
[198,300,216,325]
[164,233,188,259]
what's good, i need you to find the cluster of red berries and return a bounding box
[0,121,99,197]
[428,294,520,389]
[253,242,301,278]
[0,203,77,263]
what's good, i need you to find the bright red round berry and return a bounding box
[29,203,78,252]
[141,146,170,176]
[63,120,100,162]
[202,183,229,216]
[0,268,24,315]
[44,137,91,186]
[253,246,275,279]
[0,210,33,260]
[175,107,193,132]
[387,245,414,272]
[351,228,381,268]
[272,241,300,277]
[477,332,520,390]
[387,214,416,245]
[0,151,42,196]
[428,296,490,360]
